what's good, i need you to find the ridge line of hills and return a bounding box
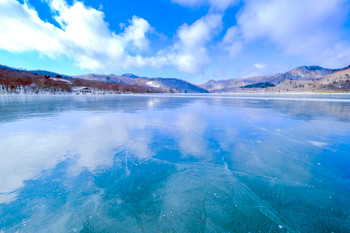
[1,64,350,94]
[200,65,350,93]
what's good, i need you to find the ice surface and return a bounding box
[0,95,350,232]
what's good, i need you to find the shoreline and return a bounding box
[1,92,350,102]
[1,92,350,96]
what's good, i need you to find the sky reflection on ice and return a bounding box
[0,95,350,232]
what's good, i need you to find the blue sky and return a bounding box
[0,0,350,84]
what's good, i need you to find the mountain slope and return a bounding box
[28,70,71,79]
[0,65,71,79]
[1,63,349,94]
[0,66,163,94]
[76,73,209,93]
[201,65,350,93]
[317,67,350,91]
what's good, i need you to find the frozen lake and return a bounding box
[1,94,350,232]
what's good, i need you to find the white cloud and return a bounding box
[0,0,224,74]
[172,0,236,11]
[132,13,223,74]
[254,63,266,69]
[163,13,223,74]
[1,0,349,76]
[0,0,154,71]
[223,0,350,68]
[222,26,243,58]
[48,0,153,70]
[120,16,151,52]
[0,0,62,54]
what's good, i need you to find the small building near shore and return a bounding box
[76,87,92,94]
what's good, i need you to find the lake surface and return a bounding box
[0,94,350,232]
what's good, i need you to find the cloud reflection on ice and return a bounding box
[0,111,153,202]
[0,95,350,232]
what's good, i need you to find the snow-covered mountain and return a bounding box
[200,65,350,93]
[1,63,349,94]
[76,73,209,93]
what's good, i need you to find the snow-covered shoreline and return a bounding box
[2,92,350,101]
[3,89,349,96]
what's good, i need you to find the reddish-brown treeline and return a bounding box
[0,68,163,94]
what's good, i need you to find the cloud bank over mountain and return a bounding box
[224,0,350,68]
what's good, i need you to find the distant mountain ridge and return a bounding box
[200,65,350,93]
[0,64,71,79]
[76,73,209,93]
[1,63,350,94]
[28,70,72,79]
[121,73,148,79]
[0,66,162,94]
